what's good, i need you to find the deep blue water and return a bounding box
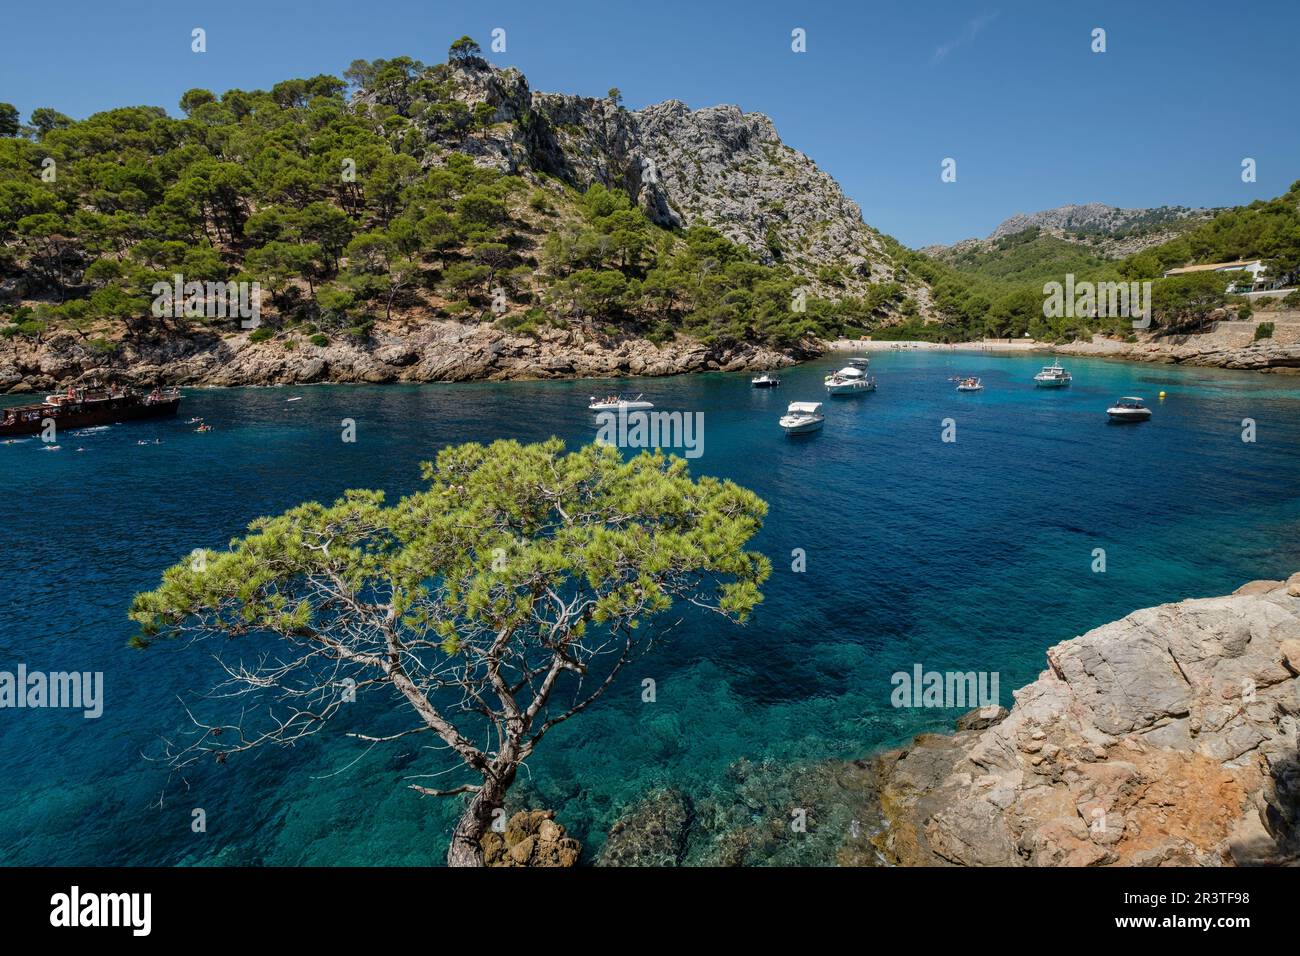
[2,350,1298,865]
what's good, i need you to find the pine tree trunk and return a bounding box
[445,764,516,867]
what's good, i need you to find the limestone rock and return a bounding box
[480,809,580,867]
[871,577,1300,867]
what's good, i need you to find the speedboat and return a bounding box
[1107,397,1151,422]
[1034,361,1072,387]
[588,394,654,411]
[955,376,984,392]
[751,372,781,388]
[779,401,824,434]
[824,364,876,395]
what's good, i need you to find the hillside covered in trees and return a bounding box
[0,38,924,387]
[890,181,1300,343]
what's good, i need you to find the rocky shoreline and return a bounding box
[8,313,1300,395]
[0,321,809,393]
[595,577,1300,866]
[1055,334,1300,374]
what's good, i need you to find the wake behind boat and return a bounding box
[779,401,824,434]
[588,393,654,411]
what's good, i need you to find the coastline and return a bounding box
[596,576,1300,867]
[865,574,1300,867]
[7,313,1300,397]
[0,320,812,394]
[830,316,1300,374]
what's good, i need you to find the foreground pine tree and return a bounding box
[130,438,770,865]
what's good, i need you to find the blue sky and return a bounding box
[1,0,1296,247]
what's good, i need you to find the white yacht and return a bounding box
[1107,396,1152,422]
[824,363,876,395]
[779,401,825,434]
[955,376,984,392]
[588,393,654,411]
[1033,361,1072,387]
[751,372,781,388]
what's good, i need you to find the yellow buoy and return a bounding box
[1158,391,1166,399]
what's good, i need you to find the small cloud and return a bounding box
[932,11,999,64]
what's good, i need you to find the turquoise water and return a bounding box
[2,351,1298,865]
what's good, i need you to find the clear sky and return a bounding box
[1,0,1296,247]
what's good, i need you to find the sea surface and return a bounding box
[2,350,1299,865]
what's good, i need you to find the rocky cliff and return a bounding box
[871,575,1300,866]
[376,57,905,300]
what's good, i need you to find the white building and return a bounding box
[1161,259,1281,293]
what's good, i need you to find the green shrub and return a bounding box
[249,327,274,343]
[1284,290,1300,307]
[309,333,329,347]
[1254,321,1274,341]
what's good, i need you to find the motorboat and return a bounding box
[824,364,876,395]
[1033,361,1072,387]
[955,376,984,392]
[588,393,654,411]
[779,401,824,434]
[1107,396,1152,422]
[751,372,781,388]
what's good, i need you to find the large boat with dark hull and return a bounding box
[0,385,181,437]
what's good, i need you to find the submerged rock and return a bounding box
[596,789,692,867]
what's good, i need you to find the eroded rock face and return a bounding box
[367,60,908,301]
[872,576,1300,867]
[480,809,581,868]
[0,322,810,392]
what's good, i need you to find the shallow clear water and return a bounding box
[2,351,1298,864]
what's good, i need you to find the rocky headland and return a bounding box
[598,577,1300,866]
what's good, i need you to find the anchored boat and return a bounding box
[0,385,180,437]
[779,401,825,435]
[824,360,876,396]
[955,376,984,392]
[1034,361,1072,387]
[588,394,654,411]
[1107,396,1152,422]
[751,372,781,388]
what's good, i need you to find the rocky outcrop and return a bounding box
[872,575,1300,867]
[480,809,581,867]
[1055,320,1300,373]
[0,321,813,392]
[366,59,907,301]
